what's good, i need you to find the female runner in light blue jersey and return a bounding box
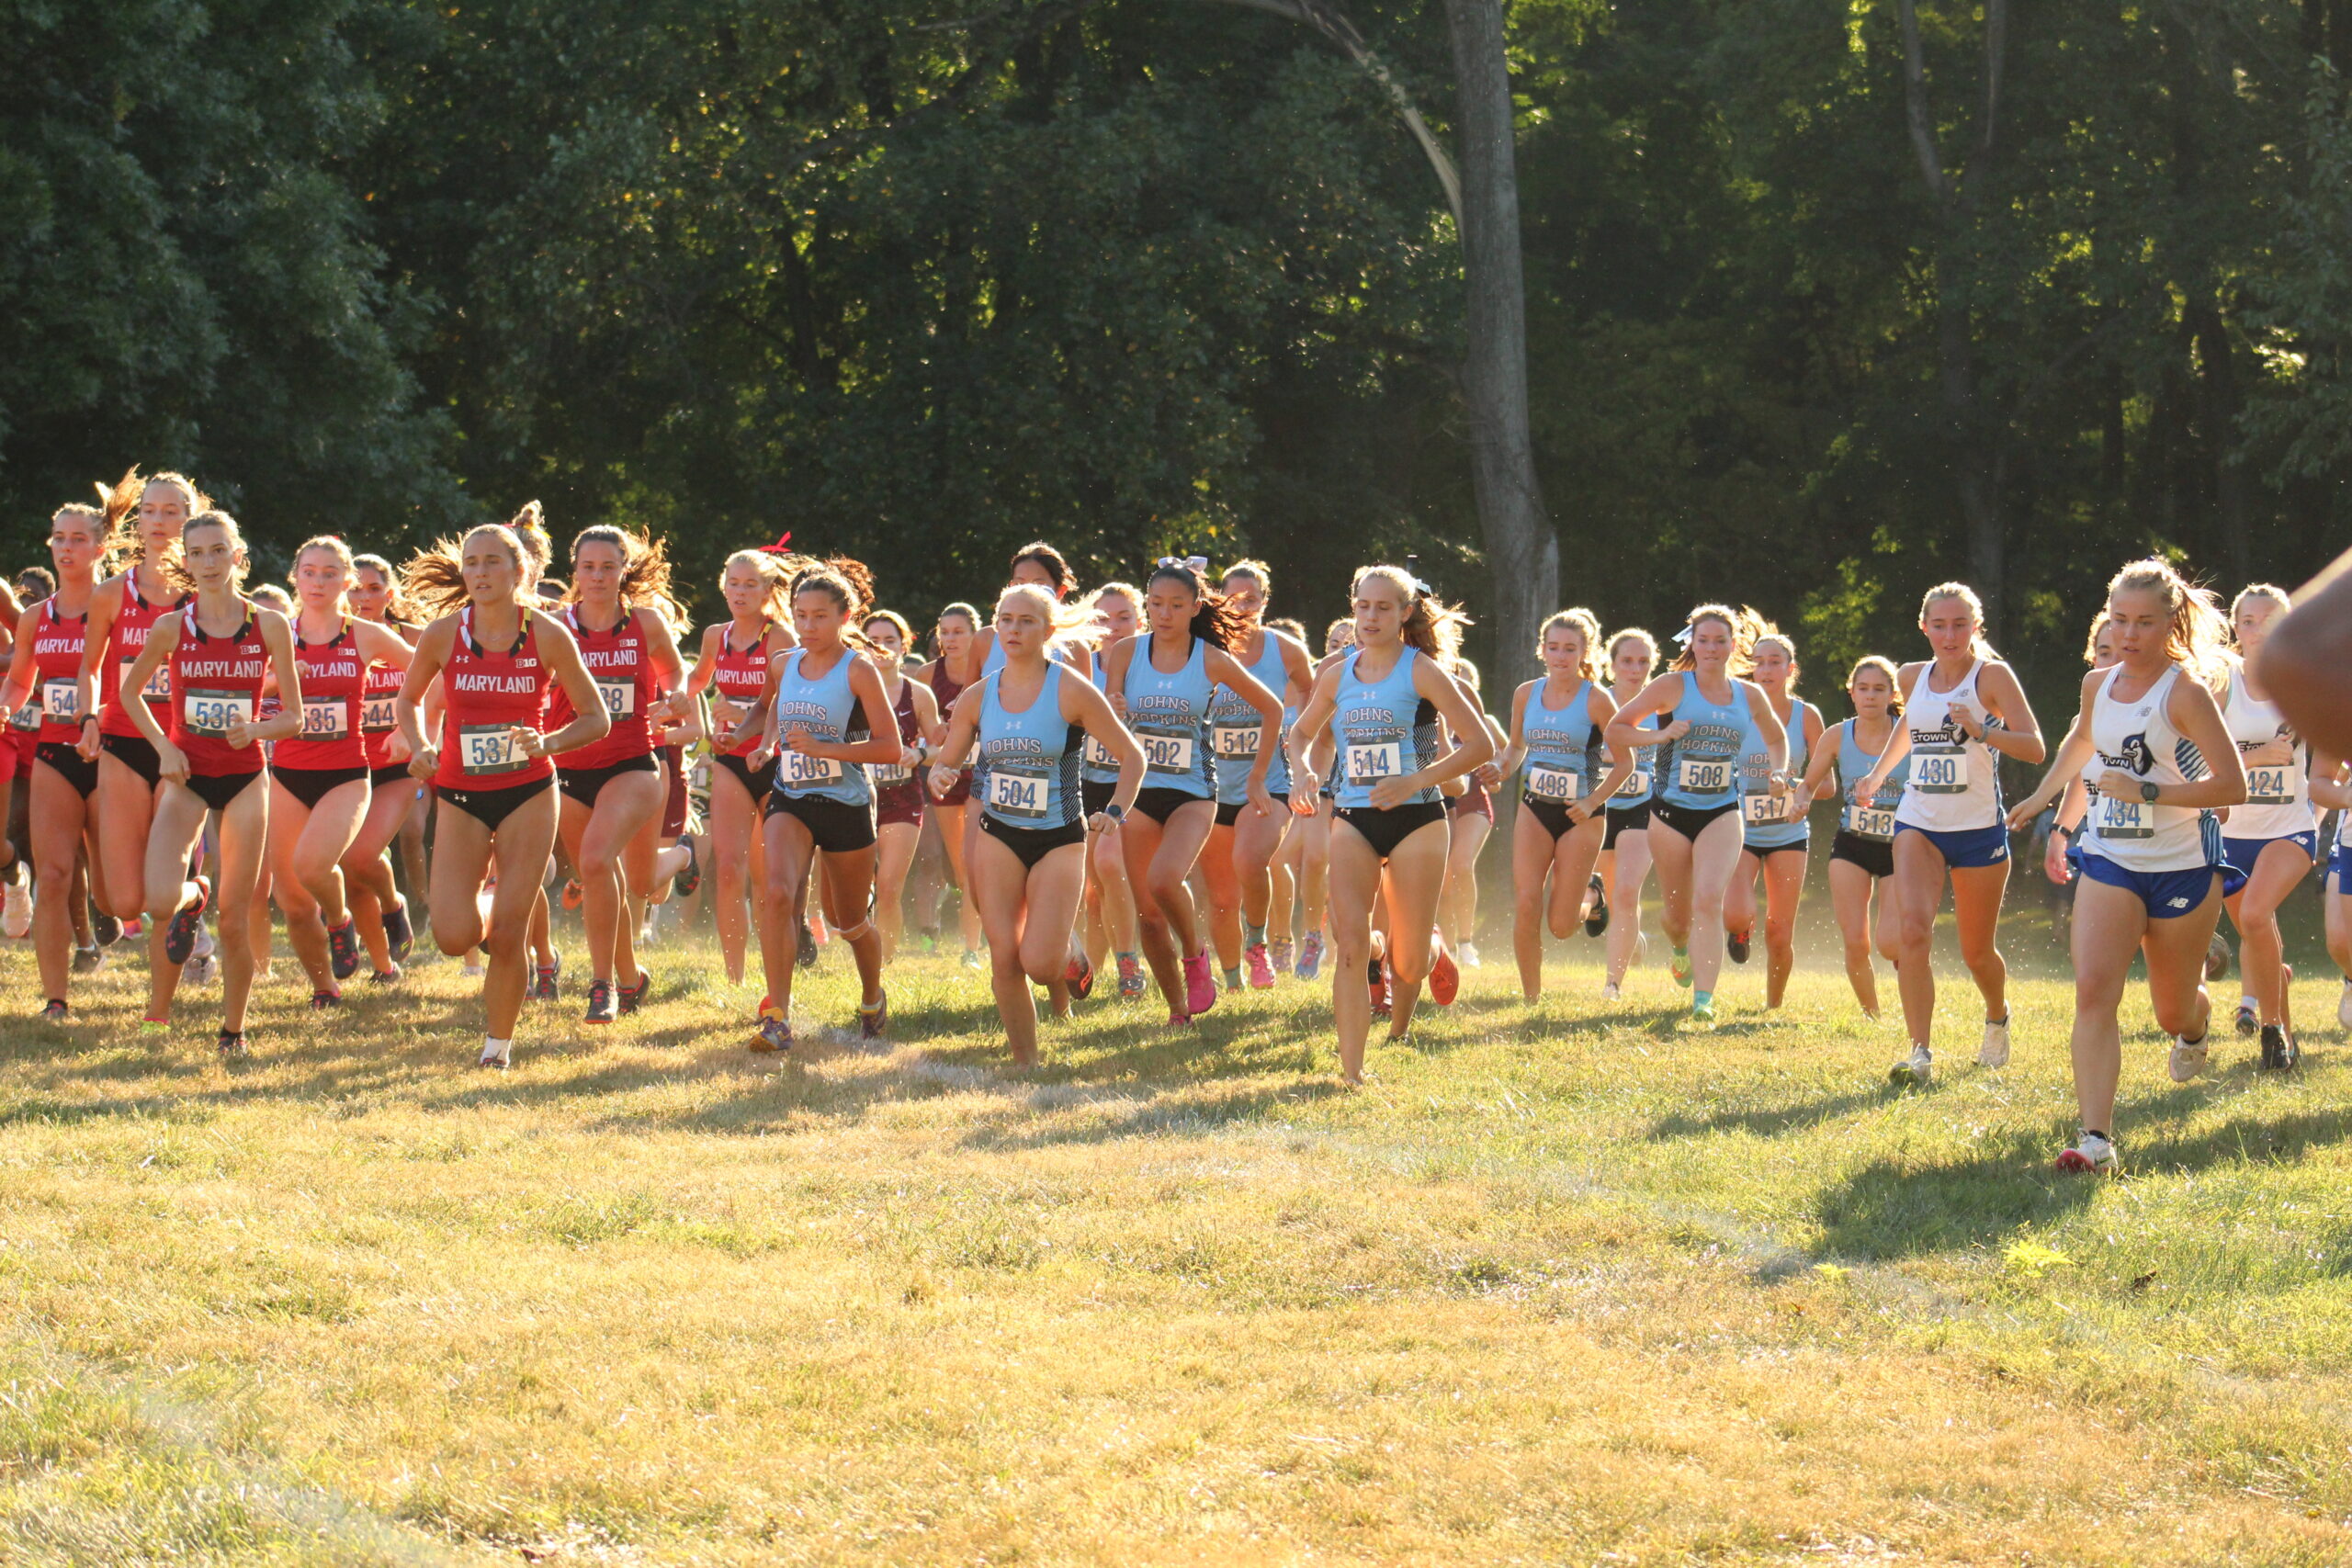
[737,558,905,1055]
[1289,566,1494,1084]
[1605,604,1787,1029]
[1498,608,1630,1003]
[1102,559,1285,1024]
[2007,558,2244,1174]
[1600,627,1663,998]
[1858,583,2044,1087]
[1077,581,1146,998]
[1198,561,1314,992]
[1724,623,1824,1010]
[931,583,1144,1067]
[1794,655,1908,1021]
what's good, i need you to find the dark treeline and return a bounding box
[6,0,2349,716]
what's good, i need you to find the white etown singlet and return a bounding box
[1894,659,2002,832]
[2081,664,2217,873]
[2220,667,2313,841]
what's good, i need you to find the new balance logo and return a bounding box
[2167,897,2190,909]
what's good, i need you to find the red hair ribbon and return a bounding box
[758,530,794,554]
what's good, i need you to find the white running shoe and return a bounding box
[461,961,487,979]
[1977,1016,2010,1069]
[2167,1035,2210,1083]
[477,1038,512,1070]
[1890,1044,1932,1087]
[3,879,30,940]
[1601,981,1622,1002]
[1458,942,1482,969]
[192,918,216,961]
[2338,979,2352,1031]
[2055,1132,2117,1174]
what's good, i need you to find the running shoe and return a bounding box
[1065,951,1094,1001]
[326,918,361,982]
[217,1031,249,1061]
[2167,1034,2209,1083]
[751,1017,793,1055]
[797,922,820,966]
[671,839,701,899]
[3,874,30,940]
[461,961,487,979]
[311,989,341,1011]
[93,909,121,948]
[1688,998,1717,1031]
[384,897,414,965]
[1601,981,1622,1002]
[478,1038,511,1070]
[184,952,218,987]
[1115,953,1145,1000]
[560,878,584,911]
[583,979,616,1025]
[1889,1044,1933,1087]
[618,968,652,1014]
[1182,952,1217,1018]
[1429,936,1459,1007]
[860,990,889,1041]
[121,917,142,941]
[2055,1132,2117,1174]
[1270,938,1294,976]
[1670,948,1692,989]
[1368,956,1391,1020]
[532,953,560,1001]
[40,999,66,1023]
[1295,931,1324,981]
[2205,930,2232,981]
[2340,978,2352,1030]
[2259,1023,2298,1072]
[164,879,211,965]
[1726,930,1751,964]
[71,943,103,975]
[1245,942,1275,990]
[1583,874,1610,938]
[368,965,403,986]
[2234,999,2259,1037]
[1457,942,1482,969]
[1978,1016,2011,1069]
[140,1015,169,1033]
[961,947,984,969]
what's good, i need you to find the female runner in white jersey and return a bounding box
[1498,609,1628,1002]
[2213,584,2312,1067]
[1791,655,1906,1020]
[1288,567,1491,1081]
[1724,623,1823,1010]
[1604,604,1788,1029]
[2042,612,2120,888]
[1598,628,1661,997]
[930,583,1145,1065]
[2007,558,2245,1172]
[1857,583,2044,1084]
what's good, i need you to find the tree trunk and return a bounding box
[1442,0,1555,686]
[2188,298,2254,582]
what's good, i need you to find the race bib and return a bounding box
[1347,741,1404,785]
[129,659,170,702]
[183,689,254,739]
[1911,746,1965,795]
[1675,756,1731,796]
[2245,765,2294,806]
[362,694,397,735]
[300,699,349,739]
[776,750,842,788]
[9,704,37,733]
[1139,730,1196,775]
[2097,792,2153,840]
[40,679,77,723]
[870,759,911,785]
[987,768,1048,819]
[1614,767,1651,801]
[1741,791,1786,827]
[595,678,635,721]
[458,724,525,775]
[1526,765,1581,802]
[1849,804,1896,840]
[1212,722,1261,761]
[1084,733,1118,770]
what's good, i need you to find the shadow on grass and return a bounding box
[1646,1084,1893,1143]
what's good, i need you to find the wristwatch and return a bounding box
[1102,801,1128,823]
[2139,780,2160,805]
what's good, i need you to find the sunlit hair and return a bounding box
[1847,655,1903,717]
[98,468,205,569]
[2082,607,2112,666]
[995,582,1098,650]
[1221,558,1272,597]
[1668,603,1761,675]
[720,548,795,624]
[1452,657,1483,694]
[248,583,293,617]
[862,609,914,651]
[1009,540,1080,601]
[402,522,531,616]
[792,556,877,649]
[1323,617,1355,655]
[508,501,553,589]
[1537,607,1603,682]
[1265,615,1306,644]
[1607,627,1659,685]
[1917,581,1998,660]
[1147,558,1248,650]
[567,525,684,631]
[1747,611,1800,691]
[2230,582,2293,639]
[170,511,250,594]
[1352,564,1466,662]
[17,566,55,601]
[353,552,420,625]
[1087,581,1140,634]
[2108,557,2232,688]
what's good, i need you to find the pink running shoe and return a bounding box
[1182,952,1217,1018]
[1245,942,1275,990]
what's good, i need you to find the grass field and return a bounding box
[3,919,2350,1565]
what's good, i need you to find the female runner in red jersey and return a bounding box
[74,470,197,961]
[271,536,415,1008]
[397,516,607,1067]
[547,525,685,1024]
[1,568,53,943]
[918,603,986,964]
[679,548,796,986]
[341,553,426,980]
[860,609,944,960]
[0,502,112,1015]
[119,512,302,1057]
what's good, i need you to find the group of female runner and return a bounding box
[4,479,2335,1172]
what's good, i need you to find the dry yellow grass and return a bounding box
[3,931,2349,1564]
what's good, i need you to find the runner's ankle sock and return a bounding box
[1694,988,1713,1010]
[1245,920,1265,948]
